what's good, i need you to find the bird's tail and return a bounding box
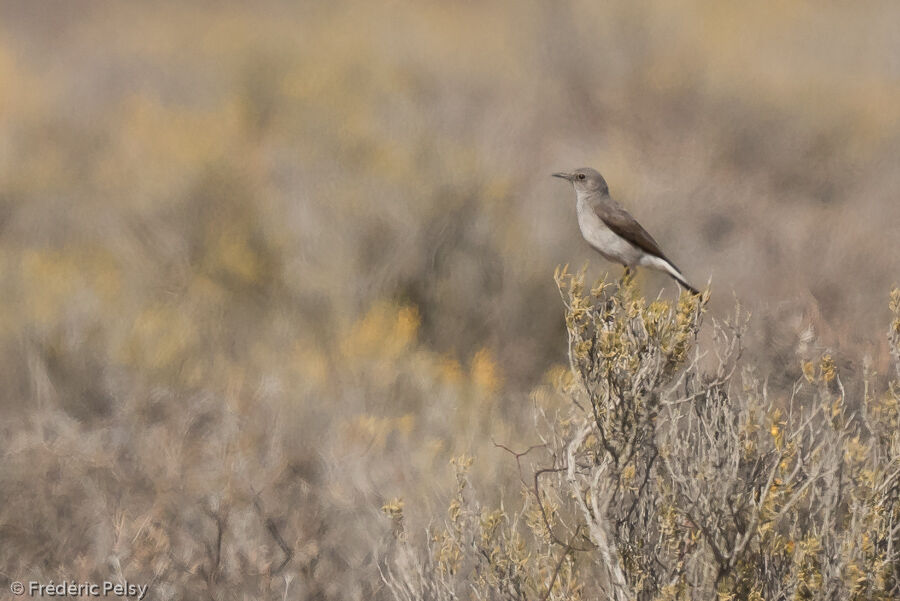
[673,275,700,296]
[654,257,700,295]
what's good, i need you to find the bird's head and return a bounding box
[552,167,609,195]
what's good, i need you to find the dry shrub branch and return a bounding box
[383,273,900,601]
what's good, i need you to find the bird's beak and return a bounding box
[552,172,574,181]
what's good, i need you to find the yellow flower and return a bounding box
[802,361,816,383]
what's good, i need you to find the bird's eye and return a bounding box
[578,173,586,180]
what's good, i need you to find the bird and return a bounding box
[553,168,699,295]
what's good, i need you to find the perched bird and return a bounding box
[553,168,699,294]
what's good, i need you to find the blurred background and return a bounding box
[1,1,898,599]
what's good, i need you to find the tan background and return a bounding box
[1,1,898,598]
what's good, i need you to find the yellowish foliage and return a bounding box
[471,348,503,396]
[341,302,420,359]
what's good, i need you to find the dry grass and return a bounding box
[0,1,898,599]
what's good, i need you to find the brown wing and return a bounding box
[593,202,673,264]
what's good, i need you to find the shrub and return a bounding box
[382,272,900,601]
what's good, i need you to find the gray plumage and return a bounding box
[553,167,699,295]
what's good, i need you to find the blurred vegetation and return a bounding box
[0,1,898,599]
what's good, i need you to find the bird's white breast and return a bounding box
[575,196,644,266]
